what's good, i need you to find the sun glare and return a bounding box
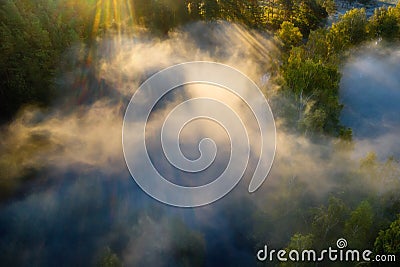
[90,0,136,37]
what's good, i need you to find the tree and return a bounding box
[344,200,374,249]
[282,47,341,134]
[318,0,336,15]
[0,0,86,121]
[292,0,327,35]
[311,197,349,248]
[277,21,303,50]
[304,28,330,61]
[277,0,295,21]
[286,233,314,251]
[341,8,368,44]
[96,247,123,267]
[374,215,400,255]
[281,233,314,266]
[367,7,399,40]
[327,8,367,54]
[203,0,220,20]
[168,217,206,267]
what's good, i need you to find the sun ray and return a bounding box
[87,0,136,39]
[126,0,135,27]
[92,0,104,37]
[105,0,111,28]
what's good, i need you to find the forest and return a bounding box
[0,0,400,266]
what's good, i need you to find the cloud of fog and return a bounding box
[0,100,125,186]
[0,20,280,192]
[340,43,400,159]
[92,21,279,98]
[0,20,282,266]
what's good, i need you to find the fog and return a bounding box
[0,22,398,266]
[0,21,281,266]
[340,43,400,159]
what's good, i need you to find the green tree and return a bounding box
[367,7,399,40]
[96,247,123,267]
[344,200,374,249]
[282,47,341,134]
[169,217,205,267]
[277,21,303,50]
[374,215,400,255]
[327,8,367,54]
[360,152,379,185]
[281,233,314,266]
[292,0,326,35]
[304,28,330,61]
[318,0,336,15]
[0,0,86,121]
[203,0,220,20]
[277,0,295,21]
[311,197,349,248]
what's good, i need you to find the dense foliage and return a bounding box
[0,0,91,120]
[277,3,400,137]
